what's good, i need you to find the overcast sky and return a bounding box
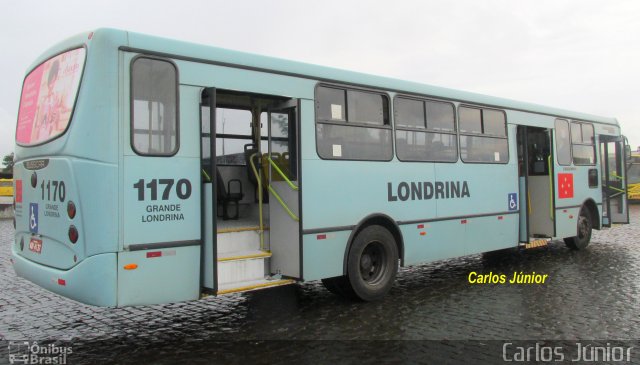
[0,0,638,160]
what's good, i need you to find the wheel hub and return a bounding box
[359,242,385,283]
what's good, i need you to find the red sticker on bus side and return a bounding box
[558,173,574,199]
[15,180,23,203]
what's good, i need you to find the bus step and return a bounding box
[217,278,295,295]
[216,226,270,234]
[216,227,269,254]
[218,250,271,262]
[522,239,550,249]
[217,250,271,285]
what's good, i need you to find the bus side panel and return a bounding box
[117,246,201,306]
[436,159,519,253]
[122,156,201,247]
[555,206,580,239]
[402,219,465,266]
[554,163,601,237]
[121,82,202,250]
[302,231,350,281]
[466,214,519,255]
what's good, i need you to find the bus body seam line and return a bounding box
[302,211,518,235]
[302,225,356,235]
[397,211,518,226]
[555,204,584,210]
[127,240,201,251]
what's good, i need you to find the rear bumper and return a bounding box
[12,246,117,307]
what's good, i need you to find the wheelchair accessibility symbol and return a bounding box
[508,193,518,211]
[29,203,38,233]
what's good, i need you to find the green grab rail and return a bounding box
[548,156,554,220]
[248,153,301,250]
[262,154,299,221]
[266,157,299,191]
[202,169,211,182]
[267,185,299,221]
[248,153,266,251]
[608,186,626,193]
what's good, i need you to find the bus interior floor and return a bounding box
[216,203,269,232]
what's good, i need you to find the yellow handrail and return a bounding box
[267,157,299,191]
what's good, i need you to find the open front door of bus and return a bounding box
[599,135,629,226]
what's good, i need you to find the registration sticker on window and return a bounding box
[29,238,43,254]
[331,104,342,120]
[332,144,342,157]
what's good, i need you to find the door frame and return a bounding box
[599,134,630,226]
[517,125,556,239]
[267,99,303,279]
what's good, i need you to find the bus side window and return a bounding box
[555,119,571,165]
[131,57,179,156]
[570,121,596,165]
[315,85,392,161]
[459,106,508,163]
[394,96,457,162]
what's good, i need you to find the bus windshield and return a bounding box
[16,48,86,145]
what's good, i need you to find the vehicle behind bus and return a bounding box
[0,178,13,197]
[627,152,640,202]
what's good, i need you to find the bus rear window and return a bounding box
[16,48,86,145]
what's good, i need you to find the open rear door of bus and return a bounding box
[599,135,629,226]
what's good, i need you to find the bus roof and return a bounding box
[31,28,619,126]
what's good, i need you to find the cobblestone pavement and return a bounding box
[1,207,639,364]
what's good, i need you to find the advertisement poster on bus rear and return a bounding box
[16,48,85,145]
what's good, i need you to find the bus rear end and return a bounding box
[11,31,121,306]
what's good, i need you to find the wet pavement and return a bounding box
[1,207,639,364]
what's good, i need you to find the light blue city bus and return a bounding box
[11,29,629,306]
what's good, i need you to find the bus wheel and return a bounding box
[564,206,593,250]
[346,225,398,301]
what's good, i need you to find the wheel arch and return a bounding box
[342,213,405,275]
[582,198,600,230]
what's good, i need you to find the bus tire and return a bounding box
[564,206,593,250]
[345,225,398,301]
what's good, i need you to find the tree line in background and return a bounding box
[2,152,14,176]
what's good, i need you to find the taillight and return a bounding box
[68,225,79,244]
[67,201,76,219]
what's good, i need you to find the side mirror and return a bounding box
[625,145,632,160]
